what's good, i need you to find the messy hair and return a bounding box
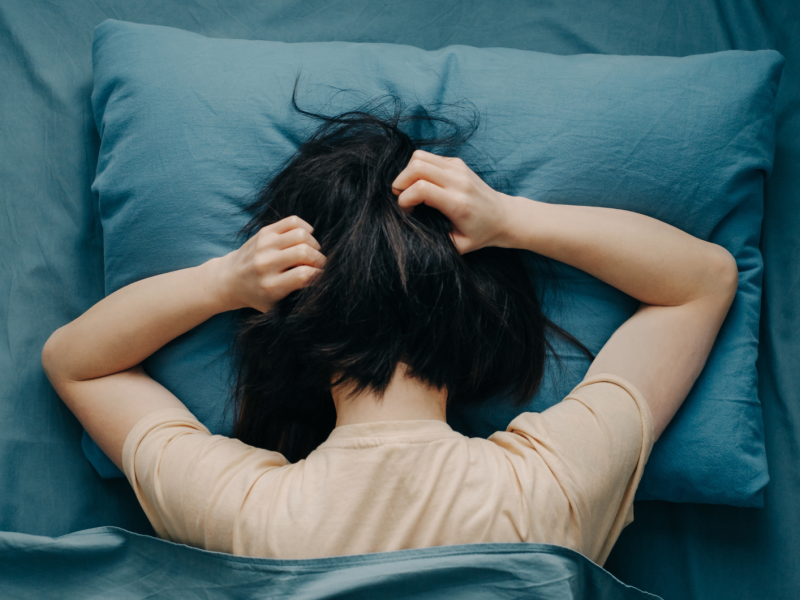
[230,81,594,462]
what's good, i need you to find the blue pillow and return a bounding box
[88,19,782,506]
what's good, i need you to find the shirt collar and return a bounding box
[317,419,463,449]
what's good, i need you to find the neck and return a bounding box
[332,363,448,427]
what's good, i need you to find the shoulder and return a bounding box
[497,373,654,457]
[486,373,656,564]
[123,406,289,485]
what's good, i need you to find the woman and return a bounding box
[42,95,738,567]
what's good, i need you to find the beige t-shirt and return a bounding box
[123,372,654,566]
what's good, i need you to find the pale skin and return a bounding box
[42,149,738,471]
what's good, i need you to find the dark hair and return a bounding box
[230,82,594,462]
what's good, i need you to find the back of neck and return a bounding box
[332,363,447,427]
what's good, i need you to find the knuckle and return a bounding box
[258,277,273,293]
[253,253,271,271]
[293,266,312,282]
[255,230,273,249]
[400,185,417,198]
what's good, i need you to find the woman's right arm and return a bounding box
[42,216,325,468]
[392,150,738,440]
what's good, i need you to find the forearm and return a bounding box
[502,196,736,306]
[44,257,230,382]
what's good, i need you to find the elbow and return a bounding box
[41,328,67,385]
[708,245,739,305]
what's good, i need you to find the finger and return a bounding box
[414,151,471,177]
[268,215,314,236]
[406,149,458,171]
[396,179,453,213]
[274,243,326,272]
[276,227,321,251]
[391,159,458,195]
[273,265,322,295]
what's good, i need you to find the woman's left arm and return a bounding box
[42,216,324,470]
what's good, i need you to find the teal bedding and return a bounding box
[0,529,657,600]
[1,1,798,599]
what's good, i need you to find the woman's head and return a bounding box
[231,84,592,461]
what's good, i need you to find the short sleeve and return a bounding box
[497,372,654,566]
[122,407,289,553]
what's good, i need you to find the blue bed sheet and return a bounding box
[0,528,658,600]
[1,1,798,599]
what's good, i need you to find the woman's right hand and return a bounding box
[215,216,326,313]
[391,149,518,254]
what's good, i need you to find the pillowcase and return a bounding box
[87,19,783,506]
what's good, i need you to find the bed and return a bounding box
[1,1,798,598]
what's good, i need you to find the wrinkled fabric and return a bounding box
[1,1,798,599]
[0,528,660,600]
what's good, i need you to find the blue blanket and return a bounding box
[1,1,798,598]
[0,528,657,600]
